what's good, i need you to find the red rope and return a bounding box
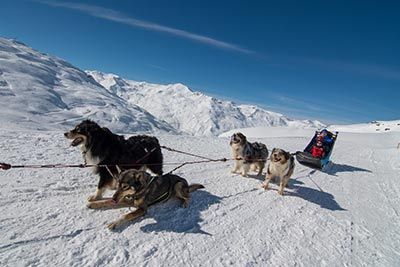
[161,145,215,160]
[0,145,275,172]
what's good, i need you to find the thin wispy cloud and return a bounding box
[38,1,254,55]
[297,57,400,81]
[146,63,168,72]
[267,93,381,123]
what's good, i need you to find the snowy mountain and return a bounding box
[88,71,325,136]
[0,37,323,136]
[0,38,176,134]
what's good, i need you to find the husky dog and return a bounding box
[262,148,295,195]
[87,169,204,230]
[230,132,269,177]
[64,120,163,201]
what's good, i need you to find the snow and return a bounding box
[0,37,324,137]
[0,38,176,134]
[1,36,400,266]
[87,70,325,136]
[329,120,400,133]
[1,127,399,266]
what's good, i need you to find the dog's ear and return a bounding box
[139,165,147,172]
[137,171,150,185]
[284,151,290,161]
[230,133,236,145]
[237,133,246,142]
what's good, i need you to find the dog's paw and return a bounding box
[87,195,101,202]
[86,202,96,209]
[261,182,269,190]
[278,189,285,195]
[241,173,248,177]
[231,169,237,174]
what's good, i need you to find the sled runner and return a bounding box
[296,129,338,170]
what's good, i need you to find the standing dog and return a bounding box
[230,132,268,177]
[262,148,295,195]
[87,169,204,230]
[64,120,163,201]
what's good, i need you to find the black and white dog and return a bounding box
[230,132,269,177]
[64,120,163,201]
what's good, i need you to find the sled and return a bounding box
[295,129,338,170]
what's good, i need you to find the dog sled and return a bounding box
[295,129,338,170]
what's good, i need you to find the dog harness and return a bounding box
[134,175,171,206]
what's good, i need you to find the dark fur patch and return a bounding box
[65,120,163,195]
[113,170,204,208]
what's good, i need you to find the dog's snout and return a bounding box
[112,191,119,202]
[64,132,68,137]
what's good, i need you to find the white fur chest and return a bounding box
[269,161,289,176]
[82,147,101,173]
[231,143,244,158]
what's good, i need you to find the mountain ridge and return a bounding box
[87,70,325,136]
[1,37,324,135]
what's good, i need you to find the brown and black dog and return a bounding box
[262,148,295,195]
[87,169,204,230]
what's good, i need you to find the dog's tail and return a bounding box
[188,184,205,193]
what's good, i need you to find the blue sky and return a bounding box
[1,0,399,124]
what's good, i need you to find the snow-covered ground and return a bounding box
[329,120,400,133]
[1,127,399,266]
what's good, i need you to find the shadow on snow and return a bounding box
[324,162,372,176]
[134,190,221,235]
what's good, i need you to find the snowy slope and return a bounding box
[329,119,400,133]
[88,71,325,136]
[0,38,176,134]
[0,128,399,266]
[0,37,324,136]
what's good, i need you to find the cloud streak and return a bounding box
[295,57,400,81]
[38,1,254,55]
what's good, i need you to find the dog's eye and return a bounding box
[122,184,130,190]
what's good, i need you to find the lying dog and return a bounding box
[64,120,163,201]
[87,169,204,230]
[262,148,295,195]
[230,132,268,176]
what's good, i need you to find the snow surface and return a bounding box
[1,127,399,266]
[329,120,400,133]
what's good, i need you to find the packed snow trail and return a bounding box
[0,129,399,266]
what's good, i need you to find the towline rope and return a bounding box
[0,145,297,172]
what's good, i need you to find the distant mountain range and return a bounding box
[0,37,324,135]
